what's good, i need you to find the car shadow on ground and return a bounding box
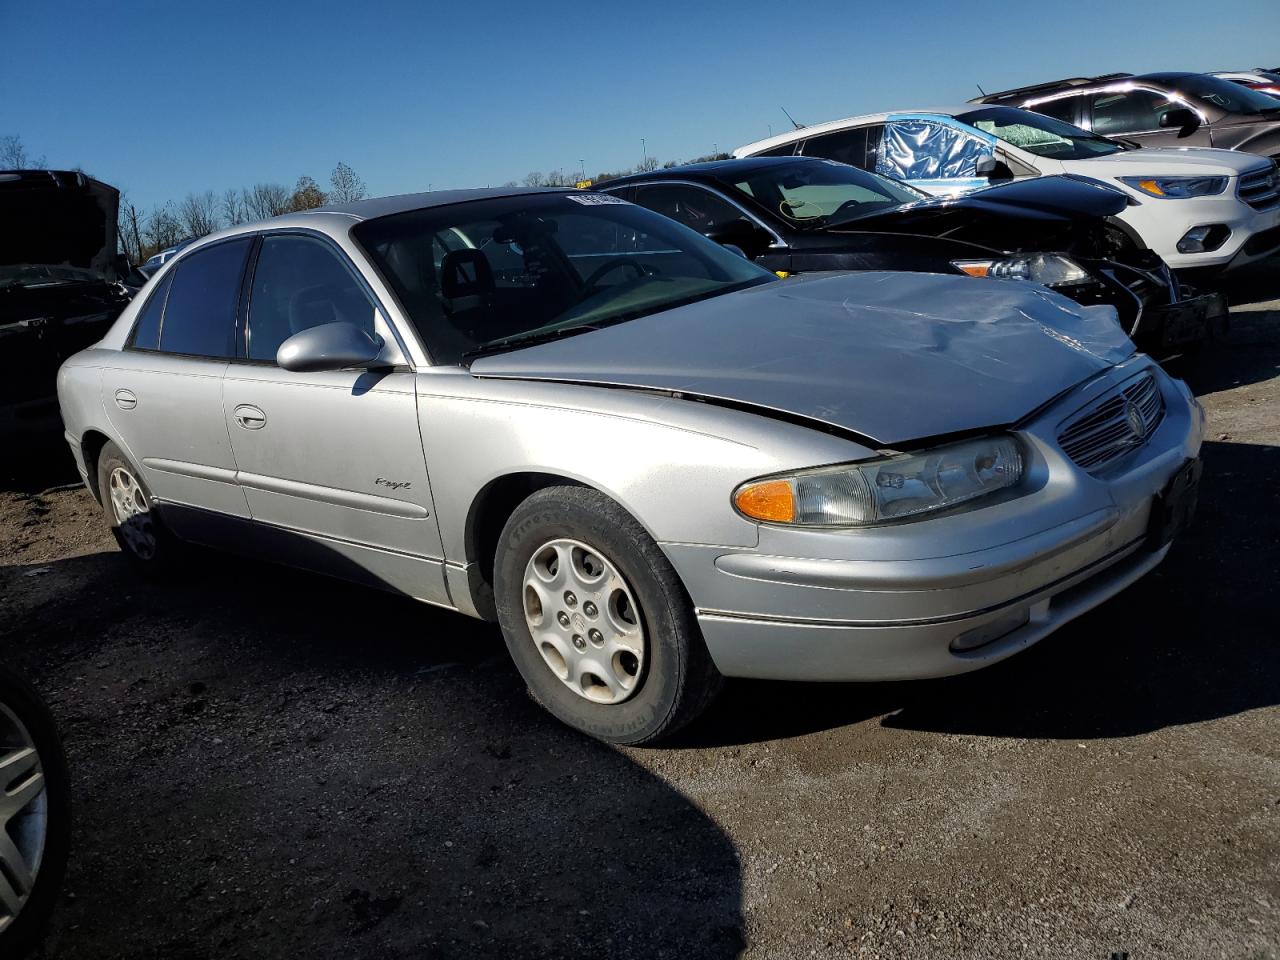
[681,438,1280,748]
[1,551,746,959]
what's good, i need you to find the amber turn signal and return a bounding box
[954,262,990,278]
[733,479,796,523]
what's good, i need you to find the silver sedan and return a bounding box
[57,188,1204,743]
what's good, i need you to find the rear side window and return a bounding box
[128,271,173,350]
[158,239,253,358]
[633,184,746,237]
[1031,96,1081,126]
[246,235,376,362]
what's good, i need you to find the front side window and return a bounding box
[954,106,1125,159]
[876,120,992,180]
[721,159,923,227]
[246,235,377,362]
[354,193,774,365]
[800,125,883,171]
[632,184,747,235]
[154,239,252,358]
[1090,89,1181,134]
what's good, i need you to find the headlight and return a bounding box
[953,253,1091,287]
[733,436,1024,527]
[1119,176,1228,199]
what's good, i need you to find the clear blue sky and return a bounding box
[5,0,1278,211]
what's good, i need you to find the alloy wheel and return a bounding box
[107,466,157,560]
[0,703,47,934]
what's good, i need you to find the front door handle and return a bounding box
[114,389,137,410]
[233,404,267,430]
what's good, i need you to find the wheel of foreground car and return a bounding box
[96,441,178,570]
[494,486,723,745]
[0,668,71,958]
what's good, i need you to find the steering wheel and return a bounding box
[584,258,651,287]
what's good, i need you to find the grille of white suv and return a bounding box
[1057,373,1165,471]
[1239,162,1280,212]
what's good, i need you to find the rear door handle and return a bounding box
[233,404,267,430]
[114,389,137,410]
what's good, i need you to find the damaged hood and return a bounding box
[825,174,1127,233]
[469,272,1135,445]
[0,170,120,276]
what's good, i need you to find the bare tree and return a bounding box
[328,161,367,204]
[637,156,660,174]
[245,183,291,220]
[287,175,326,212]
[221,188,246,226]
[118,191,146,264]
[523,171,546,188]
[178,191,220,237]
[145,203,184,250]
[1,134,47,169]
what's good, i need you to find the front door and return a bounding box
[221,232,448,605]
[1087,89,1213,149]
[101,239,252,526]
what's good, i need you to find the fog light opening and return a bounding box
[950,608,1031,653]
[1176,224,1229,254]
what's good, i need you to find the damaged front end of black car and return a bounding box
[1,170,138,438]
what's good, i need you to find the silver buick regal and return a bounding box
[56,188,1204,743]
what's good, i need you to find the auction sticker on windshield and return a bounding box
[566,193,629,205]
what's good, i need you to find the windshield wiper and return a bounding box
[462,323,604,362]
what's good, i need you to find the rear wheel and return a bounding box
[0,668,70,958]
[95,441,180,570]
[494,486,722,745]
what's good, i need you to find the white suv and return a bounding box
[736,105,1280,273]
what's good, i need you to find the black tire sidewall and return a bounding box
[96,441,172,568]
[0,669,71,958]
[495,487,701,744]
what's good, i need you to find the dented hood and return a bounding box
[469,272,1135,446]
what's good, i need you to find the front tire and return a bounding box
[0,668,71,958]
[494,486,722,745]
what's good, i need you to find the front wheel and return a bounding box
[494,486,722,745]
[0,668,71,958]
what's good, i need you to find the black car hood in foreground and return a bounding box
[824,175,1128,233]
[470,272,1135,446]
[0,170,120,275]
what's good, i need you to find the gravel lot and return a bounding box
[2,272,1278,960]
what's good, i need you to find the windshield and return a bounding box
[722,159,926,227]
[1174,73,1280,114]
[955,106,1126,159]
[353,193,775,364]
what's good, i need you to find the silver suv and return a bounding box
[58,188,1204,743]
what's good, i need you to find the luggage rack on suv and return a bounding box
[973,73,1134,104]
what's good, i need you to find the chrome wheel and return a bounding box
[107,466,156,560]
[522,538,646,704]
[0,703,46,934]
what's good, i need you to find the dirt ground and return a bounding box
[2,272,1278,960]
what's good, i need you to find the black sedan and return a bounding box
[598,157,1224,357]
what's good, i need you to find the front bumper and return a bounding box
[662,359,1204,682]
[1115,187,1280,271]
[1137,291,1228,354]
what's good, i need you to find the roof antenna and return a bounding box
[781,106,803,130]
[976,82,987,97]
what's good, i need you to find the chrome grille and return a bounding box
[1057,374,1165,471]
[1238,162,1280,212]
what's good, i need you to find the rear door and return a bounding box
[220,232,449,605]
[102,239,252,526]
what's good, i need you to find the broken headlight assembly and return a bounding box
[733,436,1024,527]
[952,253,1092,287]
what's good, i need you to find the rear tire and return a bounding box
[0,668,71,958]
[95,441,182,572]
[494,486,722,745]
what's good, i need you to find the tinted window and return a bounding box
[800,125,883,171]
[1030,96,1080,125]
[158,239,252,358]
[354,193,772,365]
[129,271,172,350]
[752,144,798,158]
[633,184,747,235]
[1090,90,1180,134]
[1175,74,1280,114]
[247,235,376,362]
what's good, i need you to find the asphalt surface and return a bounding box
[2,271,1278,959]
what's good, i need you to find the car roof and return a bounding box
[734,107,985,155]
[599,155,828,187]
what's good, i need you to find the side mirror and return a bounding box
[1159,107,1200,132]
[277,322,383,372]
[705,218,771,259]
[975,155,1014,180]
